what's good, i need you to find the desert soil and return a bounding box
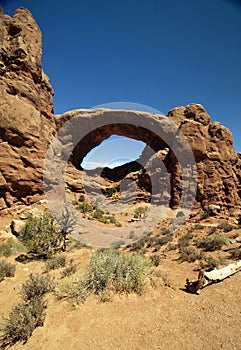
[0,246,240,350]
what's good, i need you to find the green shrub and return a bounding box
[76,202,93,214]
[0,297,46,347]
[0,261,15,282]
[19,214,64,257]
[45,255,66,271]
[134,206,147,218]
[20,274,53,301]
[198,234,229,252]
[0,238,26,257]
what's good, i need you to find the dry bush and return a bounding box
[20,274,53,301]
[45,255,66,271]
[197,234,229,252]
[0,261,15,282]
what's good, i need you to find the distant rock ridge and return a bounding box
[0,6,241,215]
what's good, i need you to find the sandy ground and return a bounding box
[0,247,240,350]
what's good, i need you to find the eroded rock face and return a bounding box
[168,104,241,211]
[57,104,241,213]
[0,7,56,209]
[0,7,240,216]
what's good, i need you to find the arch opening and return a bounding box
[81,135,146,170]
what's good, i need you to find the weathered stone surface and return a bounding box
[0,7,56,210]
[0,7,241,217]
[58,105,241,213]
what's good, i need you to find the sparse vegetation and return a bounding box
[0,238,26,257]
[178,232,194,249]
[45,255,66,271]
[179,247,203,263]
[228,245,241,260]
[0,297,46,347]
[0,261,15,282]
[61,258,77,278]
[200,211,210,220]
[1,273,53,347]
[197,234,229,252]
[217,222,234,233]
[134,206,147,218]
[56,249,154,303]
[150,254,161,267]
[75,197,121,226]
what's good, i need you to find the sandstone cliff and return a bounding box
[0,7,56,209]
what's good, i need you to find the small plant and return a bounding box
[0,273,52,347]
[61,258,77,278]
[209,226,217,235]
[107,215,116,224]
[134,206,147,218]
[194,224,205,230]
[19,214,64,257]
[150,255,161,267]
[0,261,15,282]
[179,247,203,263]
[200,211,210,220]
[106,187,115,197]
[57,250,154,303]
[20,274,53,301]
[203,256,219,270]
[178,232,194,249]
[229,246,241,260]
[217,222,234,233]
[0,238,26,257]
[76,202,93,214]
[78,194,85,202]
[197,234,229,252]
[45,255,66,271]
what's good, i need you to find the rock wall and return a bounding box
[0,7,56,209]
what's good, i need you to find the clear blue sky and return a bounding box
[2,0,241,158]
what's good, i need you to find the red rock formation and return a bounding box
[0,7,240,216]
[0,7,56,209]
